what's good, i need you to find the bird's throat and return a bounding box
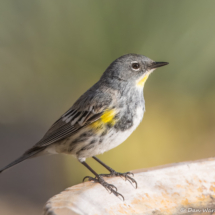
[137,74,149,87]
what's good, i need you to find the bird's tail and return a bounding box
[0,147,44,173]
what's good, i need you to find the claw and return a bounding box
[126,176,137,188]
[118,193,125,201]
[114,191,125,201]
[104,186,112,193]
[119,173,137,188]
[83,176,88,182]
[125,175,138,188]
[125,176,132,184]
[98,171,138,189]
[83,176,92,182]
[82,175,123,200]
[108,184,118,192]
[127,171,134,177]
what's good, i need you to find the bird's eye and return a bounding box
[131,62,140,70]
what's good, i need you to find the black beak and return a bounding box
[150,61,169,69]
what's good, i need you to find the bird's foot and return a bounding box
[83,175,124,200]
[100,170,137,188]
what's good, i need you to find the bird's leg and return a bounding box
[93,156,137,188]
[81,161,124,200]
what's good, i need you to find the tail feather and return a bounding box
[0,147,44,173]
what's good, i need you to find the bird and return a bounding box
[0,54,168,199]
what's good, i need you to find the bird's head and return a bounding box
[101,54,168,88]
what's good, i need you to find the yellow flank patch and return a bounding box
[101,109,116,124]
[90,109,116,131]
[137,74,149,87]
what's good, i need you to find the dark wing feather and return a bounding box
[35,107,104,147]
[35,87,114,148]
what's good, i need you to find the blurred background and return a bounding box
[0,0,215,214]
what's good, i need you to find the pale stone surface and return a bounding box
[43,158,215,215]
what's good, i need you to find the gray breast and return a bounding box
[114,89,145,132]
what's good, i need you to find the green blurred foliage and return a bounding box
[0,0,215,189]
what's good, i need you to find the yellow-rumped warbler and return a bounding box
[0,54,168,199]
